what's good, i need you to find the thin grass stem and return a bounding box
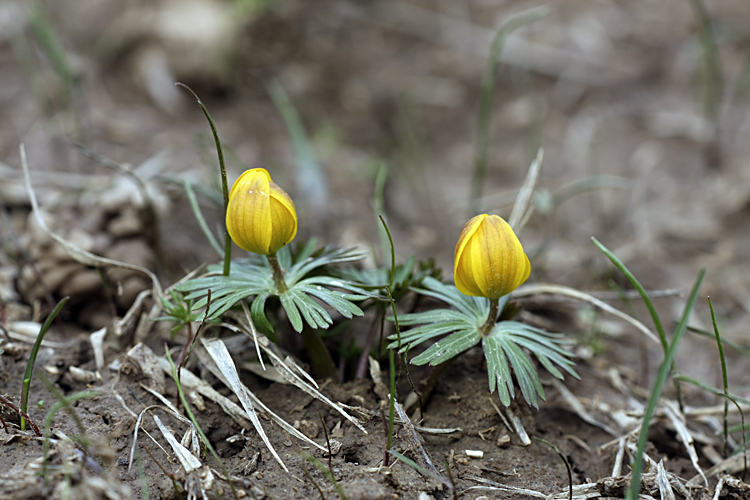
[175,82,232,276]
[533,437,572,500]
[626,268,705,500]
[688,0,723,168]
[592,237,685,410]
[301,461,326,500]
[21,296,68,431]
[302,453,348,500]
[379,216,403,466]
[708,297,730,457]
[468,7,549,216]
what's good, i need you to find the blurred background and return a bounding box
[1,0,750,353]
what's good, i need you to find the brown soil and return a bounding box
[2,1,750,499]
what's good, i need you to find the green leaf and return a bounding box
[174,240,371,333]
[388,320,472,352]
[279,292,303,332]
[289,290,333,329]
[411,277,486,319]
[483,335,513,406]
[482,321,577,409]
[389,309,468,327]
[410,327,481,366]
[175,260,274,320]
[298,284,364,319]
[285,245,367,285]
[251,293,274,334]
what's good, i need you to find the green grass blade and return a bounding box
[593,237,686,410]
[21,296,68,431]
[388,450,446,486]
[626,268,705,500]
[708,297,731,457]
[687,325,750,358]
[268,80,328,211]
[468,6,550,216]
[591,237,668,351]
[183,179,223,257]
[674,375,750,405]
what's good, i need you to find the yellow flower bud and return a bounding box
[454,214,530,299]
[226,168,298,255]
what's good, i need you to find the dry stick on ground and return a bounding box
[0,394,40,436]
[301,462,327,500]
[317,407,333,475]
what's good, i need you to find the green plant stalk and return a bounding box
[165,348,239,500]
[708,297,730,456]
[480,297,500,337]
[674,375,750,405]
[266,252,289,293]
[175,82,232,276]
[301,327,338,380]
[269,251,337,378]
[379,216,402,465]
[626,268,705,500]
[21,296,68,431]
[373,164,390,264]
[468,6,549,216]
[592,237,684,409]
[386,322,396,466]
[689,0,723,169]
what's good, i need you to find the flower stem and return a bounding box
[301,327,338,380]
[266,253,288,294]
[175,82,232,276]
[480,297,500,337]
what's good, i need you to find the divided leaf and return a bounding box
[483,321,578,408]
[388,277,577,409]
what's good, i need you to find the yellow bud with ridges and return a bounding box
[226,168,298,255]
[454,214,530,299]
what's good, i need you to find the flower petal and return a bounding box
[268,182,298,252]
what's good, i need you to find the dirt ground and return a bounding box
[2,1,750,499]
